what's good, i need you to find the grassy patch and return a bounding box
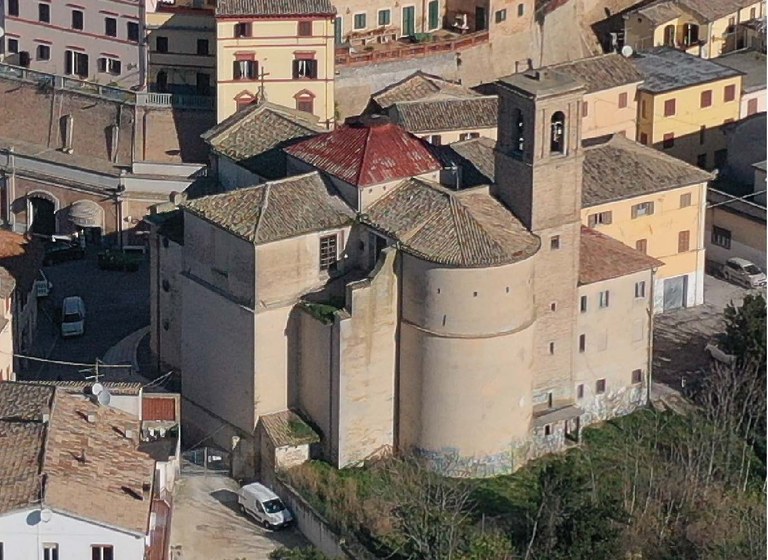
[300,296,346,325]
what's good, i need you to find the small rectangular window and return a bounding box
[544,424,552,436]
[548,341,555,354]
[127,21,139,42]
[697,153,707,169]
[378,9,391,26]
[36,44,50,60]
[724,84,736,102]
[634,281,646,298]
[156,36,169,53]
[234,22,250,37]
[430,134,442,146]
[678,230,690,253]
[8,0,18,16]
[635,239,647,254]
[587,211,612,227]
[680,193,691,208]
[197,38,208,55]
[662,132,675,149]
[233,59,257,80]
[298,21,312,36]
[296,96,313,114]
[664,98,676,116]
[639,132,648,145]
[428,0,439,30]
[353,13,366,29]
[292,58,318,79]
[711,226,731,249]
[71,9,84,30]
[632,201,654,218]
[495,9,507,23]
[98,57,122,75]
[7,38,18,54]
[618,92,628,108]
[576,383,584,399]
[518,3,525,17]
[550,235,560,250]
[699,125,706,145]
[640,99,647,118]
[43,544,59,560]
[599,290,610,308]
[105,17,117,37]
[580,295,587,313]
[631,369,642,384]
[92,545,114,560]
[319,234,339,271]
[700,90,712,108]
[39,3,50,23]
[579,334,586,353]
[582,100,589,117]
[595,378,606,394]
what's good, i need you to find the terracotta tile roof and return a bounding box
[284,116,443,187]
[216,0,335,17]
[371,71,480,109]
[579,226,664,285]
[432,137,496,187]
[582,134,713,206]
[547,53,644,93]
[0,230,44,298]
[363,178,540,267]
[183,172,354,244]
[24,380,143,396]
[632,47,742,93]
[259,410,320,447]
[632,0,686,24]
[202,102,324,180]
[0,383,155,534]
[388,96,498,134]
[632,0,756,23]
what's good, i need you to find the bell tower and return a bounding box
[493,69,586,404]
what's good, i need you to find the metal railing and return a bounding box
[0,62,214,110]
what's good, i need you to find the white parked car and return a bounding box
[237,482,293,530]
[721,257,766,289]
[60,296,86,337]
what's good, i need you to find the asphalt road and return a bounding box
[16,247,150,382]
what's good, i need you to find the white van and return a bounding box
[60,296,85,337]
[237,483,293,530]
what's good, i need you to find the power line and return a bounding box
[12,354,132,368]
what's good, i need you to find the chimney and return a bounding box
[87,412,97,423]
[125,428,135,440]
[42,413,50,424]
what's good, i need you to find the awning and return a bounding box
[68,200,103,228]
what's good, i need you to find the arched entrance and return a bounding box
[28,195,56,235]
[68,199,104,246]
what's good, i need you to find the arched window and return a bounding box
[663,24,675,46]
[513,109,525,154]
[550,111,565,154]
[682,23,699,46]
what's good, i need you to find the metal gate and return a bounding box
[181,446,230,476]
[663,275,688,311]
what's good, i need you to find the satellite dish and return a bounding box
[97,388,111,407]
[621,45,634,58]
[90,382,104,396]
[40,508,52,523]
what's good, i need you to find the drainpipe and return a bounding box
[116,171,126,248]
[7,147,16,231]
[155,230,162,374]
[139,0,148,90]
[647,267,657,405]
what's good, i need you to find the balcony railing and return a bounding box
[0,63,214,110]
[335,30,489,66]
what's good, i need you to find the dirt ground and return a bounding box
[652,273,758,389]
[169,475,308,560]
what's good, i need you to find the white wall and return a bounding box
[0,508,145,560]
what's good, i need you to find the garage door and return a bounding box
[663,275,688,311]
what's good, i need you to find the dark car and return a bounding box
[43,242,85,266]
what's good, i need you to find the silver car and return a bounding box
[721,257,767,288]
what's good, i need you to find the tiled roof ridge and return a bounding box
[39,389,58,505]
[394,93,497,106]
[252,181,271,242]
[374,70,441,98]
[355,126,376,188]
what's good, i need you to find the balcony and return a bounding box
[0,63,214,110]
[335,29,489,67]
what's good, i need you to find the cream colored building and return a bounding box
[215,0,336,125]
[156,68,661,478]
[624,0,764,59]
[333,0,444,45]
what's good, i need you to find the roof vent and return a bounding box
[525,70,541,81]
[42,413,50,424]
[125,428,135,440]
[86,412,97,423]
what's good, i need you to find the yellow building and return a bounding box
[581,134,713,312]
[215,0,336,125]
[632,47,743,170]
[146,1,217,96]
[623,0,764,59]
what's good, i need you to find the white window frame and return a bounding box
[634,281,646,299]
[43,543,59,560]
[353,11,367,30]
[427,0,440,31]
[99,56,121,76]
[631,201,654,218]
[377,8,391,27]
[598,290,610,308]
[91,545,114,560]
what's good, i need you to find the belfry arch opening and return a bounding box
[550,111,566,154]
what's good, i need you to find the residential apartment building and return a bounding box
[632,47,743,170]
[580,134,712,312]
[1,0,146,88]
[146,0,217,96]
[623,0,764,59]
[215,0,336,124]
[333,0,443,45]
[545,53,644,140]
[0,382,172,560]
[155,68,660,479]
[714,48,767,117]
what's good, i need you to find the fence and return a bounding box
[0,62,214,110]
[335,30,489,66]
[180,446,230,476]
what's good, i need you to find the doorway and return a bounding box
[402,6,416,36]
[29,197,55,236]
[475,7,487,31]
[663,275,688,311]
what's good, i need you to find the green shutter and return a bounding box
[428,1,439,30]
[402,6,415,35]
[334,17,342,44]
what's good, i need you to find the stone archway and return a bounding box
[27,191,60,235]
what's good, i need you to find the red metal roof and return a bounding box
[142,397,176,422]
[284,116,443,188]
